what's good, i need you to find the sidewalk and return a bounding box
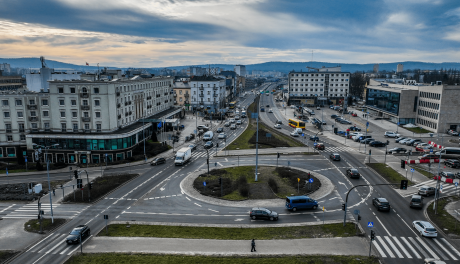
[84,236,372,256]
[217,147,318,156]
[445,200,460,222]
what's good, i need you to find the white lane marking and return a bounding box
[194,203,202,207]
[416,237,439,259]
[377,236,396,258]
[384,236,404,258]
[396,213,418,236]
[391,237,412,258]
[0,204,16,213]
[186,197,191,201]
[375,215,392,237]
[433,238,457,260]
[59,245,72,255]
[67,235,93,255]
[400,237,421,259]
[26,232,59,252]
[372,240,387,258]
[45,239,66,254]
[408,236,429,258]
[440,238,460,257]
[208,209,219,213]
[38,234,66,253]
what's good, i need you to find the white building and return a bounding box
[25,68,82,92]
[189,76,226,111]
[0,63,11,73]
[397,64,404,73]
[234,65,247,77]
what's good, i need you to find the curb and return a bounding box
[424,196,460,239]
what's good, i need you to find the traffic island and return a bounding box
[366,163,413,186]
[66,253,379,264]
[24,218,67,234]
[62,173,138,203]
[0,251,19,263]
[426,196,460,239]
[192,166,321,201]
[0,179,69,201]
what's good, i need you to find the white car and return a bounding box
[230,118,235,123]
[268,109,273,113]
[424,258,446,264]
[384,131,400,138]
[399,138,413,144]
[290,131,300,137]
[218,133,226,139]
[413,220,437,237]
[351,134,364,141]
[274,124,281,129]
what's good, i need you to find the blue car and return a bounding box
[337,130,346,136]
[309,136,319,141]
[285,196,318,211]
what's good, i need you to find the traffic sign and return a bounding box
[309,178,314,183]
[367,222,374,228]
[410,168,414,172]
[353,209,360,215]
[440,184,443,193]
[203,181,206,186]
[430,149,433,153]
[314,142,317,146]
[302,133,304,137]
[397,122,400,125]
[25,158,27,162]
[359,137,363,140]
[6,168,8,176]
[345,133,347,136]
[366,122,369,127]
[105,153,108,157]
[455,182,458,187]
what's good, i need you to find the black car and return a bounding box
[372,198,391,212]
[330,153,341,161]
[266,105,270,107]
[249,207,278,221]
[309,136,319,141]
[444,159,460,168]
[346,168,360,179]
[331,114,338,119]
[188,144,197,151]
[387,147,407,154]
[349,126,361,131]
[370,141,386,147]
[204,141,214,149]
[66,225,90,244]
[151,157,166,165]
[216,127,224,133]
[276,120,283,124]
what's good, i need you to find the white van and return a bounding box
[203,131,214,141]
[294,128,303,134]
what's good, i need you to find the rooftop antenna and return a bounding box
[311,50,314,62]
[40,56,47,68]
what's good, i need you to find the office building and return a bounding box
[397,64,404,73]
[234,65,247,77]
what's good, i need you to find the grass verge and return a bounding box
[24,218,67,234]
[400,126,432,134]
[409,165,433,179]
[366,163,413,186]
[65,253,379,264]
[427,196,460,238]
[98,223,359,239]
[0,251,19,263]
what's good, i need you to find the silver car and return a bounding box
[418,186,436,196]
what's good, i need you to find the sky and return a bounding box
[0,0,460,68]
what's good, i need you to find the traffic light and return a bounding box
[358,215,361,221]
[370,230,375,241]
[369,149,371,155]
[219,177,222,185]
[342,203,346,211]
[216,143,219,148]
[89,182,93,190]
[277,153,280,159]
[77,179,82,188]
[207,159,209,164]
[400,180,408,190]
[401,160,405,169]
[74,170,78,179]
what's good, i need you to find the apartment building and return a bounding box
[189,75,226,111]
[173,81,191,109]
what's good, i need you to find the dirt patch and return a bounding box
[0,179,68,201]
[24,218,67,234]
[249,183,278,199]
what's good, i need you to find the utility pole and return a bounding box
[255,94,260,182]
[433,135,444,214]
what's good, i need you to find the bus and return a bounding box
[229,101,237,109]
[288,119,306,129]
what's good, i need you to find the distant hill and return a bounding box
[1,57,459,73]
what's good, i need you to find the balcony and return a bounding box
[118,114,121,119]
[80,93,89,98]
[6,129,12,133]
[213,87,218,90]
[156,94,160,98]
[199,101,204,105]
[117,103,121,108]
[125,112,129,116]
[81,105,90,110]
[84,129,91,133]
[27,104,37,110]
[29,117,39,122]
[199,94,204,97]
[184,93,189,97]
[173,93,177,97]
[199,87,204,90]
[147,96,152,100]
[82,117,91,122]
[129,111,132,115]
[125,102,128,106]
[213,93,218,97]
[174,101,177,104]
[185,100,189,104]
[128,101,132,105]
[19,129,25,133]
[116,92,120,96]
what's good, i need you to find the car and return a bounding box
[197,125,209,131]
[224,122,230,127]
[235,115,240,120]
[410,195,424,208]
[218,133,226,139]
[216,127,224,133]
[416,146,433,153]
[424,258,446,264]
[274,124,282,129]
[268,109,273,113]
[188,144,197,151]
[230,124,236,130]
[331,114,338,119]
[414,142,429,148]
[66,225,90,244]
[419,154,438,160]
[406,139,422,146]
[352,113,358,117]
[230,118,235,123]
[418,186,437,196]
[236,120,242,125]
[360,138,375,144]
[316,106,320,110]
[290,131,300,137]
[384,131,400,138]
[321,120,327,125]
[314,143,325,150]
[309,136,319,141]
[399,138,413,144]
[337,130,346,136]
[434,171,459,180]
[387,147,407,154]
[346,168,360,179]
[266,104,270,107]
[151,157,166,166]
[413,220,437,237]
[204,141,214,149]
[249,207,278,221]
[447,129,459,136]
[285,195,318,211]
[395,137,407,143]
[372,197,391,211]
[370,141,386,147]
[340,120,352,124]
[276,120,283,124]
[444,159,460,168]
[347,132,359,139]
[330,153,341,161]
[349,126,361,131]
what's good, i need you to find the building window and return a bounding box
[84,124,90,130]
[20,135,25,141]
[60,111,65,118]
[82,87,88,93]
[2,100,8,106]
[4,112,10,118]
[18,123,24,132]
[17,111,23,117]
[58,87,64,93]
[29,100,35,105]
[15,99,22,106]
[71,100,76,106]
[31,123,37,129]
[179,90,182,95]
[73,123,78,131]
[59,99,65,106]
[61,123,67,131]
[84,112,89,118]
[94,100,100,106]
[72,112,77,118]
[43,111,49,117]
[83,100,88,106]
[42,99,48,106]
[44,122,49,129]
[95,112,101,118]
[96,124,101,132]
[94,88,99,94]
[7,135,13,142]
[70,87,76,93]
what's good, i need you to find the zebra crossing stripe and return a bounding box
[416,237,439,259]
[408,237,429,258]
[391,237,412,258]
[377,236,396,258]
[400,237,421,259]
[413,180,433,188]
[384,236,404,258]
[440,238,460,257]
[433,238,457,260]
[372,240,387,258]
[425,238,449,260]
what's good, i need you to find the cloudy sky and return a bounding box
[0,0,459,67]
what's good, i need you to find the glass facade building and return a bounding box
[366,89,401,115]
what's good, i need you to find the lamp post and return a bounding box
[143,111,146,162]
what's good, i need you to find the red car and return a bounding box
[314,143,325,150]
[352,113,357,117]
[415,146,432,153]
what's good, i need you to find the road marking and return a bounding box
[372,240,387,258]
[45,239,66,254]
[391,237,412,258]
[375,215,392,237]
[440,238,460,257]
[400,237,421,259]
[396,213,418,236]
[26,232,59,252]
[186,197,191,201]
[408,237,428,258]
[433,238,456,260]
[0,204,15,213]
[376,236,396,258]
[384,236,403,258]
[67,235,93,255]
[59,245,72,255]
[38,234,66,253]
[194,203,202,207]
[416,237,439,259]
[208,209,219,213]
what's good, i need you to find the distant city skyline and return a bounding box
[0,0,459,68]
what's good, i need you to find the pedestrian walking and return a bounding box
[52,188,55,196]
[251,239,256,252]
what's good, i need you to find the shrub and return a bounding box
[268,178,278,193]
[239,183,249,197]
[237,175,247,186]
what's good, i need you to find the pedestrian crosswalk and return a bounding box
[1,203,89,219]
[400,179,460,197]
[317,146,355,152]
[373,235,460,260]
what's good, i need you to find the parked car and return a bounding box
[399,138,413,144]
[337,130,346,136]
[197,125,209,131]
[309,136,319,141]
[434,171,459,180]
[218,133,227,139]
[329,153,341,161]
[387,147,407,154]
[66,225,90,244]
[347,132,359,139]
[360,138,375,144]
[413,220,437,237]
[414,142,429,148]
[274,124,282,129]
[423,258,446,264]
[216,127,224,133]
[151,157,166,166]
[416,146,433,153]
[395,137,407,143]
[249,207,278,221]
[346,168,360,179]
[340,119,352,124]
[370,141,386,147]
[419,154,439,160]
[384,131,400,138]
[331,114,338,119]
[349,126,361,131]
[188,144,197,151]
[447,129,459,136]
[444,159,460,168]
[290,131,300,137]
[372,197,391,211]
[406,139,422,146]
[418,186,437,196]
[352,113,358,117]
[314,143,325,150]
[204,141,214,149]
[351,133,364,141]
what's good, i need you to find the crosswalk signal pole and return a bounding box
[369,230,375,257]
